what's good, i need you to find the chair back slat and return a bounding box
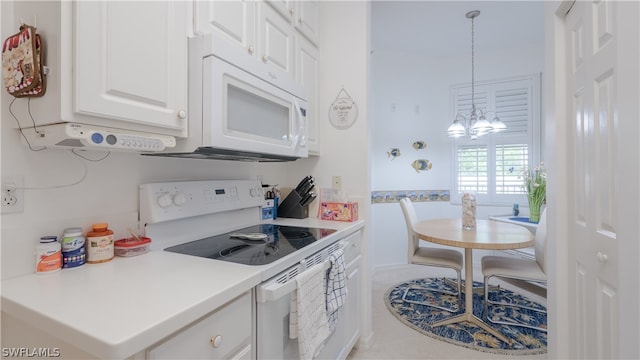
[399,198,419,262]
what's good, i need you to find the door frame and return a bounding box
[543,1,574,358]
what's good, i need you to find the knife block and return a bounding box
[277,191,309,219]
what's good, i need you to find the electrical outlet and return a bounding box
[2,176,24,214]
[332,176,342,190]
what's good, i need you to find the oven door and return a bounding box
[203,56,308,158]
[256,254,346,359]
[256,279,346,360]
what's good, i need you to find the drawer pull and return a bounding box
[210,335,223,348]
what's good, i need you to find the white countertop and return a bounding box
[1,218,364,359]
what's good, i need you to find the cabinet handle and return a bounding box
[298,17,303,24]
[597,252,608,263]
[210,334,223,348]
[177,110,186,119]
[248,45,255,55]
[262,55,268,63]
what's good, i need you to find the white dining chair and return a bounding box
[481,207,547,331]
[399,198,463,312]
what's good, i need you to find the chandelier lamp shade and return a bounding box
[447,10,507,139]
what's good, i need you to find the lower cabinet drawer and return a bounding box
[146,292,251,359]
[341,231,362,263]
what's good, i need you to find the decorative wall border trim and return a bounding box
[371,190,450,203]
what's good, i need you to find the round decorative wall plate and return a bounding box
[329,88,358,130]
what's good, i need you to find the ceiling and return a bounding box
[371,1,545,57]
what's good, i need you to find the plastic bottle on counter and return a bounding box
[61,227,86,268]
[85,223,114,264]
[36,236,62,274]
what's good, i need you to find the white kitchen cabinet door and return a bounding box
[74,1,187,133]
[294,1,319,46]
[296,35,319,155]
[146,292,252,359]
[194,0,256,57]
[344,256,361,354]
[266,0,294,21]
[257,2,295,79]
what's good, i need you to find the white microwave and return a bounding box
[152,34,308,162]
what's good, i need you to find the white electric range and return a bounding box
[140,180,360,359]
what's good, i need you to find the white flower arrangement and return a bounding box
[521,162,546,221]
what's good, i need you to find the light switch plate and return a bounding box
[332,176,342,190]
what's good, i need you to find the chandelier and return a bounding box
[447,10,506,139]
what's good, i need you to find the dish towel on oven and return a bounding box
[289,262,330,359]
[325,249,347,332]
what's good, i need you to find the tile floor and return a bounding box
[347,263,547,360]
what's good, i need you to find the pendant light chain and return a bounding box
[470,13,476,118]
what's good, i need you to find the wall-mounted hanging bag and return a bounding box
[2,24,46,97]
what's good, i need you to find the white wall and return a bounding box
[370,42,544,268]
[0,128,291,279]
[0,1,309,279]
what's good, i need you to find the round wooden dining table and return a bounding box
[413,218,534,343]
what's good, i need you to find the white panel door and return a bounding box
[295,1,319,45]
[296,35,319,154]
[194,0,256,56]
[258,2,295,79]
[266,0,294,21]
[74,1,187,132]
[565,1,639,358]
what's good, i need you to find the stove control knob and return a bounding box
[157,193,173,208]
[173,192,187,206]
[250,187,262,198]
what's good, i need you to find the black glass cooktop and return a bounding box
[164,224,337,266]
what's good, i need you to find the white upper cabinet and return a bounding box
[296,35,319,154]
[74,2,187,134]
[194,0,256,56]
[265,0,294,20]
[266,0,318,45]
[12,1,188,137]
[294,1,319,45]
[257,2,296,79]
[195,1,318,87]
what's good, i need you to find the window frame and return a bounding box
[450,74,542,206]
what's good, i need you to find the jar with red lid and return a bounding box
[85,223,114,264]
[114,236,151,257]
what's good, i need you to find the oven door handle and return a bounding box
[257,260,332,303]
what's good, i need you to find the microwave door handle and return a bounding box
[292,100,306,151]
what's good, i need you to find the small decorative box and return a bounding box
[320,202,358,222]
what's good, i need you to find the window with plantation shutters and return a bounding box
[451,74,541,204]
[457,145,488,194]
[496,144,528,195]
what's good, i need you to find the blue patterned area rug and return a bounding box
[385,278,547,355]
